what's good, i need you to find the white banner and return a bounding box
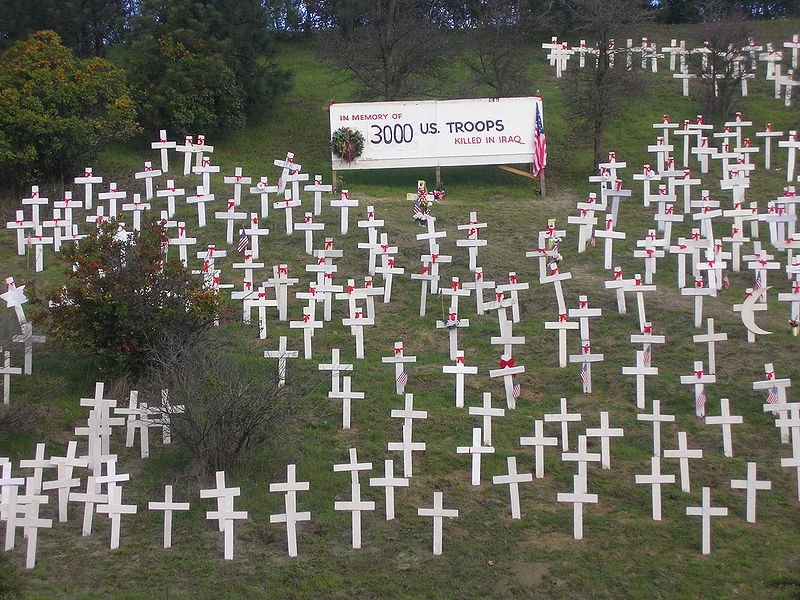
[329,97,542,170]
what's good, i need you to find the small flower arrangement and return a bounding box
[330,127,365,164]
[791,319,799,335]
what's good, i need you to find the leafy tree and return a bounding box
[317,0,454,101]
[129,0,291,133]
[0,30,140,188]
[562,0,652,170]
[41,218,221,378]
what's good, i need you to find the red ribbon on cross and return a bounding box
[303,314,310,322]
[643,324,652,333]
[421,266,430,275]
[365,279,372,288]
[355,311,362,318]
[227,200,235,210]
[235,175,242,182]
[509,274,517,284]
[500,357,515,369]
[388,258,395,268]
[476,271,482,280]
[395,346,403,355]
[579,299,588,308]
[456,355,465,364]
[84,169,91,177]
[145,164,153,172]
[347,285,354,294]
[765,371,775,380]
[278,266,288,274]
[451,280,459,291]
[582,343,590,353]
[431,254,439,263]
[765,123,772,132]
[695,369,703,378]
[381,244,389,252]
[317,257,325,265]
[559,313,567,322]
[496,292,503,302]
[695,278,704,288]
[449,312,457,321]
[342,191,350,200]
[614,269,622,280]
[309,285,316,295]
[368,210,374,218]
[244,280,251,290]
[665,205,674,215]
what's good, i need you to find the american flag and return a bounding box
[767,385,780,404]
[696,386,707,409]
[754,270,763,290]
[237,230,250,253]
[532,101,547,178]
[397,368,408,387]
[412,195,424,218]
[580,363,589,388]
[512,377,521,399]
[643,344,652,367]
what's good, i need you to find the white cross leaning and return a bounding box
[685,486,728,555]
[417,491,459,556]
[730,461,771,524]
[520,419,558,478]
[200,470,248,560]
[42,440,86,522]
[148,484,191,549]
[663,431,703,493]
[369,459,409,521]
[96,484,138,550]
[269,464,311,557]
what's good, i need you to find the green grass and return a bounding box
[2,21,800,600]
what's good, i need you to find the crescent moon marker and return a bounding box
[740,286,772,336]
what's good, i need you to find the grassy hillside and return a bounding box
[1,21,800,599]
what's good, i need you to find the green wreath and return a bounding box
[330,127,365,163]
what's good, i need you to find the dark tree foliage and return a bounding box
[0,0,133,56]
[129,0,291,133]
[41,218,221,378]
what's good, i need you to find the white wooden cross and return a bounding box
[577,413,619,475]
[777,279,800,323]
[705,398,743,458]
[456,212,488,271]
[174,135,196,176]
[230,252,264,317]
[594,216,626,270]
[557,473,597,541]
[442,350,478,408]
[754,363,792,444]
[41,440,85,522]
[562,434,601,482]
[462,267,496,316]
[730,461,771,524]
[755,123,784,169]
[7,478,52,569]
[544,397,582,451]
[13,322,46,376]
[663,431,703,493]
[329,375,364,430]
[155,180,185,218]
[496,273,528,323]
[569,339,603,394]
[778,130,800,182]
[26,226,54,273]
[621,274,657,331]
[673,66,696,96]
[273,189,302,235]
[776,405,800,499]
[191,155,219,196]
[635,455,675,521]
[357,206,385,272]
[341,306,373,359]
[245,287,276,338]
[416,216,448,256]
[249,177,278,218]
[74,167,103,209]
[622,350,658,410]
[637,399,675,456]
[692,318,727,375]
[289,304,323,360]
[269,464,311,557]
[41,208,69,253]
[264,336,299,388]
[330,189,358,235]
[492,456,532,520]
[333,448,374,549]
[221,167,251,207]
[96,484,137,549]
[685,486,728,555]
[96,182,126,218]
[150,129,176,172]
[134,161,161,200]
[69,474,107,536]
[520,419,558,478]
[456,427,495,486]
[369,459,408,521]
[266,264,298,322]
[292,212,323,256]
[186,185,214,228]
[540,260,572,315]
[6,210,35,256]
[318,348,353,394]
[201,470,248,560]
[469,392,505,446]
[544,313,579,368]
[148,484,190,549]
[436,307,469,362]
[373,234,404,302]
[304,175,332,215]
[19,442,55,495]
[214,199,248,245]
[417,491,458,556]
[0,349,22,406]
[420,245,452,298]
[382,342,417,395]
[647,137,674,173]
[488,353,524,409]
[680,275,717,329]
[120,194,151,232]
